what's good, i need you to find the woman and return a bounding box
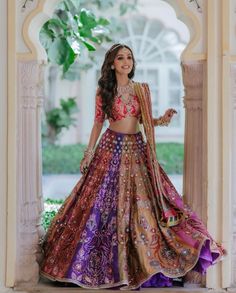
[40,43,225,290]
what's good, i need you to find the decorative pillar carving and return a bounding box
[231,63,236,287]
[181,60,207,222]
[15,60,45,286]
[181,60,207,286]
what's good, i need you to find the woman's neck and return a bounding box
[116,74,130,86]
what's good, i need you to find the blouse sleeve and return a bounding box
[94,88,106,123]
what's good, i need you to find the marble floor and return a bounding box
[12,278,236,293]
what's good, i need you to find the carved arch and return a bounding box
[20,0,202,61]
[9,0,204,288]
[163,0,203,60]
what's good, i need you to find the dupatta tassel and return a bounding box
[160,208,184,227]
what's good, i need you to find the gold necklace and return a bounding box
[117,79,135,96]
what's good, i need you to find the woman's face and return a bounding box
[112,47,134,76]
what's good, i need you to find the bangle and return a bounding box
[160,117,168,126]
[84,147,95,158]
[155,116,168,126]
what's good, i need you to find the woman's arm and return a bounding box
[153,108,177,127]
[153,116,168,127]
[80,89,105,174]
[86,122,103,150]
[80,122,104,174]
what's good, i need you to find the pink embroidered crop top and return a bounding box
[94,91,141,123]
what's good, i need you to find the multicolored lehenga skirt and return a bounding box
[40,128,225,290]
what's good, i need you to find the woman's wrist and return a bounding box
[154,116,168,126]
[159,116,169,126]
[84,146,95,158]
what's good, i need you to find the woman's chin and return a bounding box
[117,69,132,75]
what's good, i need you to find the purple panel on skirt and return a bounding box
[193,239,219,274]
[66,138,124,286]
[141,272,173,287]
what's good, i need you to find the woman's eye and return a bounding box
[117,56,132,60]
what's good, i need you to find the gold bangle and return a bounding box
[157,116,168,126]
[84,147,95,158]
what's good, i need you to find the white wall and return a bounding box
[138,0,190,43]
[16,0,39,53]
[0,0,8,290]
[184,0,206,54]
[231,0,236,55]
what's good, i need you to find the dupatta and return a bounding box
[134,82,185,227]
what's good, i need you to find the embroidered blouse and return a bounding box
[94,90,141,123]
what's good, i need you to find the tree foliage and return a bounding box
[39,0,138,73]
[43,97,79,144]
[40,3,111,73]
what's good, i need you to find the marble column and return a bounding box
[231,63,236,287]
[181,60,207,286]
[181,60,207,223]
[15,60,45,286]
[0,0,7,290]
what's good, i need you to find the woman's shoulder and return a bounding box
[132,80,150,90]
[132,80,149,87]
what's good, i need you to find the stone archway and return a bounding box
[6,0,223,289]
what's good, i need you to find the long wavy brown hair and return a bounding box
[97,43,136,119]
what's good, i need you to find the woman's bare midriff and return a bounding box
[108,116,140,134]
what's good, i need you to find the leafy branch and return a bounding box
[43,97,79,144]
[40,2,111,73]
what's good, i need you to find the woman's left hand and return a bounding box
[163,108,177,125]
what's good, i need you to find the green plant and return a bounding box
[45,198,64,204]
[42,210,57,231]
[39,0,139,74]
[44,97,78,144]
[156,143,184,174]
[40,1,111,73]
[42,198,64,230]
[42,144,87,173]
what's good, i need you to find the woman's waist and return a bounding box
[107,127,141,136]
[108,108,141,123]
[108,117,140,133]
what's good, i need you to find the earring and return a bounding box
[111,65,115,70]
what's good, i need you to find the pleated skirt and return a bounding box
[40,128,224,290]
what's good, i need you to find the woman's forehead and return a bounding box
[116,47,132,56]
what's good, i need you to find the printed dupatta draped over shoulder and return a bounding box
[133,82,185,227]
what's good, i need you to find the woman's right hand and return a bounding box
[80,156,91,174]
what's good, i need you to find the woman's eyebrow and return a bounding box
[116,54,132,57]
